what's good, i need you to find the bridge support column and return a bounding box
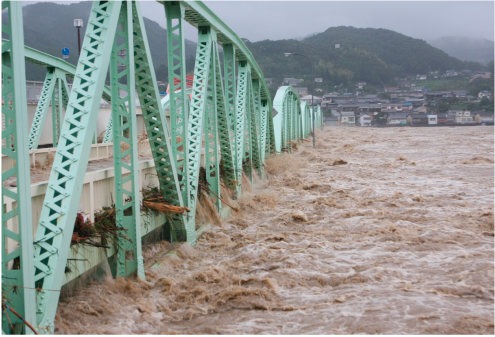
[1,1,37,333]
[110,1,145,279]
[165,1,190,208]
[234,61,250,196]
[131,2,188,243]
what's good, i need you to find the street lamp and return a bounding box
[285,52,316,148]
[74,19,83,55]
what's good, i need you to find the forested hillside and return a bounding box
[246,26,486,91]
[3,1,197,81]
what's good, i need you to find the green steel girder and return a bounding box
[28,67,68,150]
[1,2,37,333]
[51,77,61,147]
[179,1,271,103]
[259,100,268,164]
[220,43,238,189]
[249,80,262,177]
[272,86,305,152]
[251,80,263,177]
[301,102,311,138]
[205,45,221,212]
[110,1,145,279]
[234,62,250,195]
[131,2,188,243]
[243,83,253,182]
[1,39,114,107]
[32,1,123,331]
[2,39,114,149]
[186,25,215,237]
[165,1,190,204]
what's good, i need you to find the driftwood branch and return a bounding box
[143,201,191,214]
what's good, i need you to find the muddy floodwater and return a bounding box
[56,126,494,334]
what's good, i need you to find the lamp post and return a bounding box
[284,52,315,148]
[74,19,83,55]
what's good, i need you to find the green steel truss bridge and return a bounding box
[1,1,322,334]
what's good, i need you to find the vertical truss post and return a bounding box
[268,104,276,155]
[186,25,214,236]
[1,1,37,333]
[28,68,56,150]
[32,2,122,331]
[205,45,221,212]
[225,45,243,195]
[259,100,268,166]
[214,46,237,192]
[249,80,261,177]
[110,1,145,279]
[234,62,250,195]
[164,1,189,204]
[60,77,69,112]
[132,2,189,242]
[51,76,62,147]
[281,94,287,148]
[242,82,253,182]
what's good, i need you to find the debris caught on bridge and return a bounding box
[70,209,131,251]
[141,186,190,216]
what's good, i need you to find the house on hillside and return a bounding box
[445,70,458,77]
[341,111,355,126]
[478,91,491,98]
[402,102,413,111]
[293,87,308,97]
[387,113,409,125]
[340,104,360,112]
[283,78,304,86]
[300,95,321,105]
[454,110,473,124]
[412,106,429,114]
[436,113,449,124]
[407,114,428,125]
[452,90,467,98]
[358,113,372,127]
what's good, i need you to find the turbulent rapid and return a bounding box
[55,126,494,334]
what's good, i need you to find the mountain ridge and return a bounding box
[427,36,494,64]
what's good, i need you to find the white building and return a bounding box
[358,113,372,127]
[427,115,438,125]
[454,110,473,124]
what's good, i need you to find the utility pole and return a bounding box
[74,19,83,55]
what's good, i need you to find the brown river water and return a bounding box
[55,126,494,334]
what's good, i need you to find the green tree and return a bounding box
[480,97,490,108]
[437,101,450,113]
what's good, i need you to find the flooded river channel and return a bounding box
[56,126,494,334]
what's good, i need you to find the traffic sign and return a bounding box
[62,48,69,56]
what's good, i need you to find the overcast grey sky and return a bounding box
[23,1,494,42]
